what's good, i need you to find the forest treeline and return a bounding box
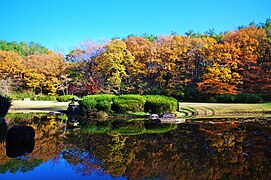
[0,19,270,101]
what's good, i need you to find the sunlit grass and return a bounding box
[179,102,271,118]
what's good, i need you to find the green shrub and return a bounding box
[11,91,36,100]
[236,94,263,103]
[260,94,271,102]
[171,91,185,101]
[87,94,116,102]
[112,95,146,113]
[80,97,97,112]
[216,94,236,103]
[12,92,57,101]
[80,94,116,113]
[0,95,11,117]
[57,95,78,102]
[34,95,57,101]
[96,100,112,113]
[80,94,178,114]
[144,95,178,114]
[207,96,217,103]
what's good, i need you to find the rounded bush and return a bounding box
[96,100,111,113]
[80,94,116,113]
[112,95,146,113]
[144,95,178,114]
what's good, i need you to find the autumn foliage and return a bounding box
[0,19,270,101]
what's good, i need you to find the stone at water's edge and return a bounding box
[161,112,176,118]
[6,125,35,146]
[6,125,35,157]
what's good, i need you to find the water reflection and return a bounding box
[0,114,270,179]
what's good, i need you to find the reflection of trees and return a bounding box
[0,158,42,174]
[0,115,270,179]
[81,119,178,135]
[64,120,271,179]
[0,114,67,173]
[0,120,7,143]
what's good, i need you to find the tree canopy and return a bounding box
[0,19,270,101]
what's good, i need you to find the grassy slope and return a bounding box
[179,102,271,118]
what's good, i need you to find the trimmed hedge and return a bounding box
[57,95,78,102]
[80,94,179,114]
[80,94,116,113]
[112,94,146,113]
[0,95,11,117]
[144,95,178,114]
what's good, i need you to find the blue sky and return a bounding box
[1,0,270,54]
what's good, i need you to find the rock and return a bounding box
[149,114,159,120]
[161,112,175,118]
[175,112,186,117]
[6,125,35,146]
[6,125,35,157]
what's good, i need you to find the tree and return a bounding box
[257,20,271,97]
[123,36,152,93]
[141,33,157,42]
[148,35,193,92]
[197,42,243,95]
[24,51,66,94]
[223,25,267,93]
[0,40,48,57]
[95,40,136,93]
[0,50,25,92]
[66,40,105,96]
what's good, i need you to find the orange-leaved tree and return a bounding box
[223,25,267,93]
[197,41,243,95]
[124,36,152,93]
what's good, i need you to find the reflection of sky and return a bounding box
[0,155,127,180]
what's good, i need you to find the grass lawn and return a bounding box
[179,102,271,118]
[8,100,70,113]
[8,100,271,118]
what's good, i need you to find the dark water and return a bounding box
[0,114,270,179]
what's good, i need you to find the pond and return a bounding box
[0,114,270,179]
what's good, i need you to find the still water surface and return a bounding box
[0,114,270,179]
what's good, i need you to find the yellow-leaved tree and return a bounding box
[95,40,136,93]
[24,51,66,95]
[198,41,243,94]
